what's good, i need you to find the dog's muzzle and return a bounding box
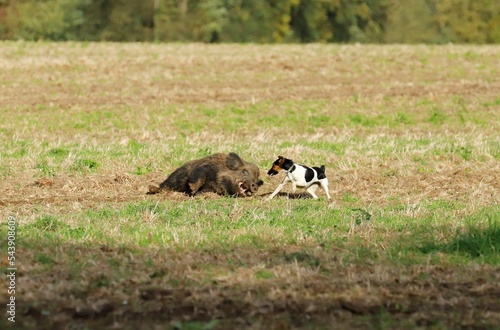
[267,169,278,176]
[267,164,281,176]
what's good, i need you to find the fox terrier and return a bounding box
[266,156,331,200]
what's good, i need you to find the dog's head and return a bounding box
[267,155,292,176]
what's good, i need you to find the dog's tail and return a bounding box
[321,165,326,172]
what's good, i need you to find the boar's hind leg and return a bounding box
[160,165,190,193]
[187,164,218,195]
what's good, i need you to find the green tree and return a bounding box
[98,0,154,41]
[6,0,90,40]
[386,0,500,44]
[433,0,500,43]
[385,0,442,43]
[219,0,294,43]
[289,0,391,43]
[3,0,497,43]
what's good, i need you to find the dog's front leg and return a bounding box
[267,177,290,200]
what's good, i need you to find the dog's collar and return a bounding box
[286,164,296,173]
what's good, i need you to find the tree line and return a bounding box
[0,0,499,43]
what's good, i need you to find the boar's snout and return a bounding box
[239,178,263,196]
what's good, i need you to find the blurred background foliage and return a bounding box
[0,0,499,43]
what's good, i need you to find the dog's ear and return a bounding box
[278,156,285,164]
[226,152,244,170]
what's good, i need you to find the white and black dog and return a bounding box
[266,156,331,200]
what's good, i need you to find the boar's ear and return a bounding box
[226,152,244,170]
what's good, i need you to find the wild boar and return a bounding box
[149,152,263,197]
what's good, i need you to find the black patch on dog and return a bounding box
[289,164,296,173]
[281,159,295,171]
[305,167,314,182]
[313,166,327,180]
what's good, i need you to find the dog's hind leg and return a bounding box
[320,179,332,200]
[306,183,320,199]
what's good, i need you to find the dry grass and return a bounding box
[0,42,499,329]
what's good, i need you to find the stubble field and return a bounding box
[0,42,499,329]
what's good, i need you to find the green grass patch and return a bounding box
[17,200,497,266]
[416,209,499,264]
[47,147,70,158]
[71,158,100,172]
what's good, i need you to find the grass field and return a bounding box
[0,42,499,329]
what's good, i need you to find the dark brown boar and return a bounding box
[149,153,263,197]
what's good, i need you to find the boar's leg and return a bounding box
[187,164,218,195]
[159,165,190,193]
[219,175,247,197]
